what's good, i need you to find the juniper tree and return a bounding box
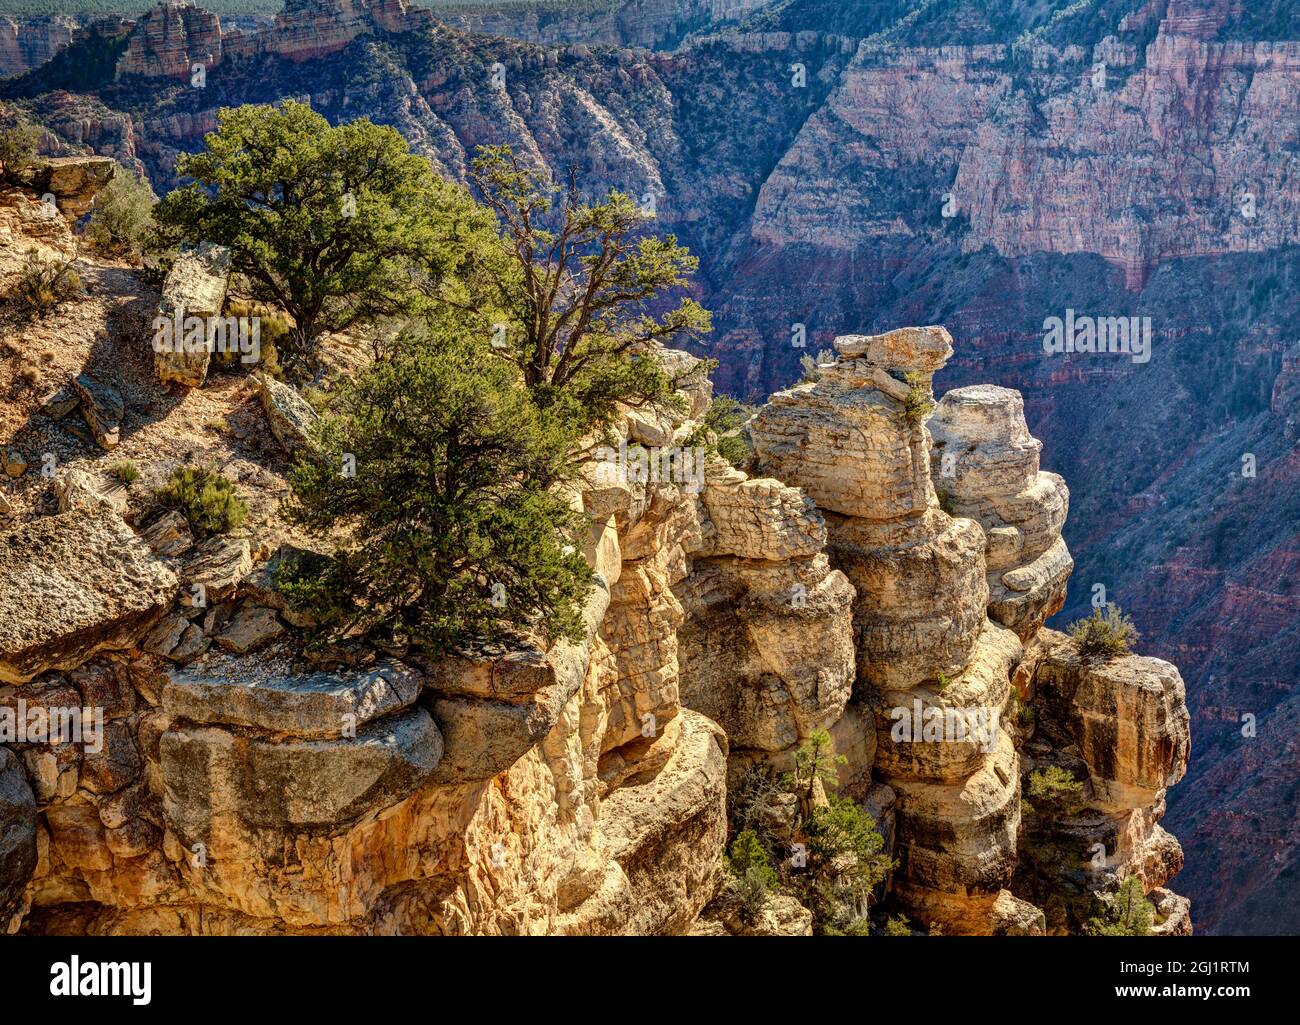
[155,101,494,375]
[437,144,712,433]
[279,319,593,653]
[0,124,40,184]
[85,164,156,259]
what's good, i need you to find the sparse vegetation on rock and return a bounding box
[686,394,754,468]
[279,322,593,653]
[154,465,248,537]
[1068,604,1139,659]
[3,250,81,315]
[902,371,935,424]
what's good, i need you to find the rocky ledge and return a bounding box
[0,325,1191,936]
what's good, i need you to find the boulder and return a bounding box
[0,507,177,684]
[2,447,26,477]
[54,468,128,516]
[991,889,1046,936]
[213,604,284,654]
[656,348,713,420]
[1149,886,1193,936]
[20,156,116,219]
[695,462,826,562]
[160,706,443,839]
[163,656,423,738]
[594,710,728,935]
[152,242,233,389]
[258,374,320,456]
[725,893,814,936]
[182,536,253,606]
[429,578,610,783]
[930,385,1074,638]
[832,325,954,374]
[40,384,80,420]
[889,729,1021,905]
[676,556,855,753]
[137,510,193,558]
[72,373,124,450]
[829,511,989,689]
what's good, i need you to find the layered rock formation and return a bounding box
[0,325,1193,935]
[430,0,769,50]
[929,385,1073,640]
[0,16,76,81]
[745,326,1189,933]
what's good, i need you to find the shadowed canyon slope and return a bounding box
[2,0,1297,933]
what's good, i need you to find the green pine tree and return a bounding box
[280,320,593,653]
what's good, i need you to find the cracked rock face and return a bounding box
[162,656,424,738]
[1035,634,1191,814]
[160,705,444,837]
[677,460,856,760]
[0,508,178,684]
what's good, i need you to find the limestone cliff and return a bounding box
[0,194,1192,937]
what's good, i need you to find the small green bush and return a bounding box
[685,395,754,469]
[724,865,774,925]
[1025,765,1087,818]
[884,915,912,936]
[728,830,778,890]
[0,124,41,184]
[110,460,139,485]
[1086,876,1155,936]
[5,251,81,316]
[1068,603,1139,659]
[154,465,247,537]
[84,166,156,259]
[798,348,836,384]
[902,372,935,424]
[221,299,291,376]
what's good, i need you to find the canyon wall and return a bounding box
[0,173,1192,939]
[0,16,77,81]
[430,0,769,50]
[1,0,1289,933]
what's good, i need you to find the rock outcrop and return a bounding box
[748,326,1190,934]
[152,242,232,389]
[0,323,1190,936]
[676,460,857,767]
[0,507,177,684]
[929,385,1073,639]
[18,157,116,221]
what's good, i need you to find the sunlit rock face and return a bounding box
[0,299,1189,932]
[929,384,1073,640]
[749,328,1190,934]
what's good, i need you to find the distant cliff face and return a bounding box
[2,0,1296,933]
[430,0,770,50]
[0,15,77,80]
